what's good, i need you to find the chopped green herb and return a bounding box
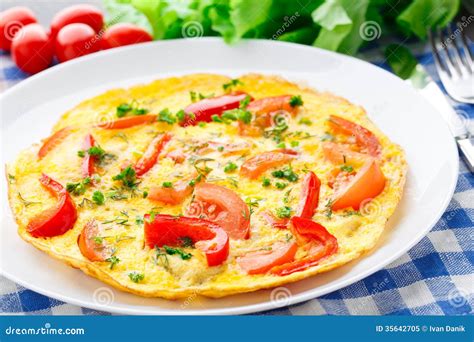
[128,271,144,283]
[262,177,271,187]
[176,109,185,123]
[162,181,173,188]
[163,245,192,260]
[66,178,91,196]
[142,190,148,198]
[276,142,286,148]
[211,114,223,123]
[17,192,40,207]
[340,165,354,173]
[222,78,243,91]
[217,146,224,152]
[271,167,299,182]
[289,95,303,107]
[275,182,288,189]
[112,166,138,188]
[92,190,105,205]
[298,118,312,126]
[93,236,103,244]
[276,206,292,218]
[105,256,120,270]
[157,108,177,125]
[221,108,252,124]
[290,141,299,147]
[198,122,207,128]
[190,91,214,102]
[77,150,86,158]
[135,215,144,225]
[224,162,238,173]
[239,95,251,109]
[116,103,132,118]
[88,145,106,158]
[325,200,334,219]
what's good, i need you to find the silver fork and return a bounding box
[428,24,474,104]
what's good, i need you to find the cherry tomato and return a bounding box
[188,183,250,240]
[247,95,297,116]
[38,126,73,159]
[181,93,252,126]
[81,133,96,178]
[78,219,109,261]
[322,141,368,165]
[134,133,171,176]
[237,242,297,274]
[0,6,37,51]
[148,173,200,205]
[144,214,229,266]
[26,174,78,238]
[328,115,382,157]
[11,24,53,74]
[240,149,297,179]
[270,217,338,276]
[331,158,386,210]
[50,4,103,38]
[101,23,152,50]
[296,171,321,219]
[261,211,289,229]
[55,23,100,63]
[96,114,157,129]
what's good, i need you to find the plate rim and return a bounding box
[0,37,459,315]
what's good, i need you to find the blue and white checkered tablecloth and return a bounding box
[0,44,472,316]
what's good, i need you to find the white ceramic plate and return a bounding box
[0,38,458,315]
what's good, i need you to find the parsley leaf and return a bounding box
[92,190,105,205]
[163,245,192,260]
[112,166,138,188]
[276,206,292,218]
[224,162,238,173]
[289,95,303,107]
[128,271,144,283]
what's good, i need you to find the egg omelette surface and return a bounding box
[6,74,407,299]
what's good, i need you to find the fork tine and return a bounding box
[439,28,461,78]
[447,24,471,76]
[428,29,452,78]
[457,22,474,70]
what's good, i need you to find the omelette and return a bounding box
[6,74,407,299]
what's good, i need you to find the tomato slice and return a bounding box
[81,133,96,177]
[328,115,382,157]
[134,133,171,176]
[237,242,298,274]
[181,93,251,126]
[296,171,321,219]
[240,149,297,179]
[96,114,157,129]
[247,95,297,116]
[188,183,250,239]
[38,126,72,159]
[322,141,369,165]
[331,158,385,210]
[144,214,229,266]
[26,174,78,238]
[270,217,338,276]
[261,211,289,229]
[148,174,199,205]
[77,219,109,261]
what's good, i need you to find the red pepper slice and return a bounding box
[270,217,338,276]
[240,149,297,179]
[237,241,297,274]
[144,214,229,266]
[134,133,171,177]
[295,171,321,219]
[96,114,157,129]
[26,174,78,238]
[181,93,251,126]
[81,133,96,178]
[38,126,72,159]
[328,115,382,157]
[78,219,109,261]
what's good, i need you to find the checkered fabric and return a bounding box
[0,44,472,316]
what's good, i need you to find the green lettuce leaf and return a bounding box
[397,0,461,39]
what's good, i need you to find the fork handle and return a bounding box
[457,137,474,173]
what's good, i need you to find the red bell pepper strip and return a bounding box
[134,133,171,177]
[181,93,251,126]
[38,126,72,159]
[144,214,229,266]
[270,217,338,276]
[26,174,78,238]
[295,171,321,219]
[81,133,96,178]
[96,114,157,129]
